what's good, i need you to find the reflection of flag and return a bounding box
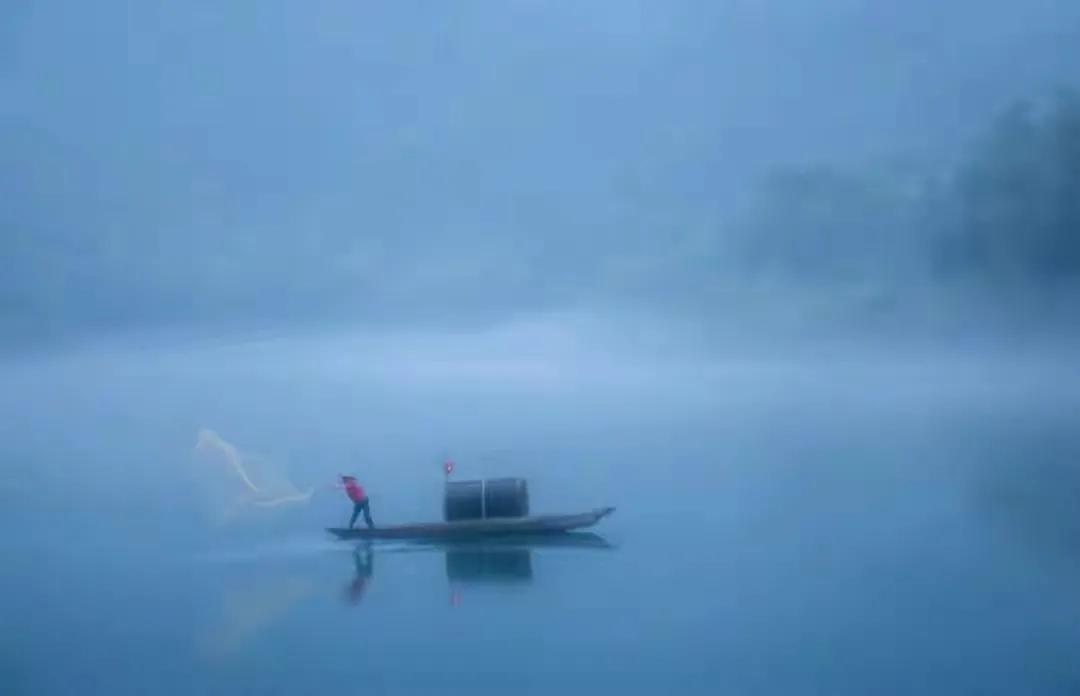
[443,459,455,476]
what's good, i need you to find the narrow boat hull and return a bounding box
[327,507,614,541]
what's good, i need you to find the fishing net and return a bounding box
[192,428,314,523]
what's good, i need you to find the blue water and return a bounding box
[3,345,1080,694]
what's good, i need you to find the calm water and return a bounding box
[3,341,1080,694]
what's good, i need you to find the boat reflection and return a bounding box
[341,533,612,603]
[446,546,533,583]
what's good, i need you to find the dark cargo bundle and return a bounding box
[444,478,529,521]
[483,478,529,518]
[443,480,484,521]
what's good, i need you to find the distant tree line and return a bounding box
[2,89,1077,347]
[735,89,1080,292]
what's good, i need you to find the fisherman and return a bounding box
[339,474,375,529]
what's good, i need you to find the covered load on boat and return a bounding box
[443,477,529,521]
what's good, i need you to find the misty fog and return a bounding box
[4,1,1080,348]
[3,2,1080,694]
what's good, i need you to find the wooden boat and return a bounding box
[327,506,615,541]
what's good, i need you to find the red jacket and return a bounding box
[343,479,366,503]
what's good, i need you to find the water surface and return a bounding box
[3,340,1078,694]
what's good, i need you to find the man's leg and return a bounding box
[349,503,362,528]
[361,499,374,528]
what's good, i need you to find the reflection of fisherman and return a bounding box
[345,544,374,605]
